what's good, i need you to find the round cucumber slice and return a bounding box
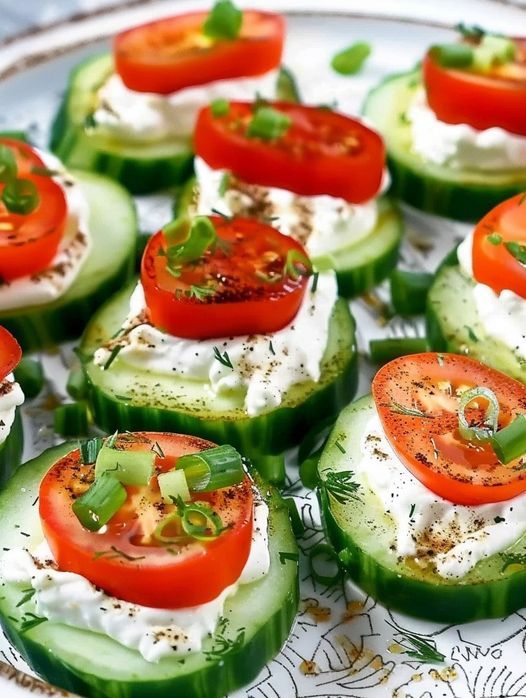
[0,442,298,698]
[318,395,526,623]
[50,54,194,194]
[363,69,526,222]
[426,251,526,383]
[0,409,23,486]
[0,170,137,352]
[78,282,358,480]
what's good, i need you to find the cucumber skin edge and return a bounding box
[0,410,23,487]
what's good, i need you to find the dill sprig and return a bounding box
[323,470,361,505]
[204,618,245,660]
[213,346,233,369]
[387,621,445,664]
[388,401,434,419]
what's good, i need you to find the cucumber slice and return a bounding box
[0,443,298,698]
[318,395,526,623]
[78,282,358,480]
[0,170,137,352]
[426,250,526,383]
[363,70,526,222]
[50,54,194,194]
[175,179,403,298]
[0,410,23,486]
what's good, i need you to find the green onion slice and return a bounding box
[72,475,127,532]
[176,444,244,492]
[458,386,500,442]
[0,144,17,184]
[177,498,225,541]
[331,41,371,75]
[163,216,217,269]
[429,43,474,68]
[247,106,292,141]
[153,512,187,544]
[276,66,301,103]
[95,445,154,486]
[210,98,230,117]
[2,178,40,214]
[283,249,312,281]
[491,414,526,465]
[202,0,242,40]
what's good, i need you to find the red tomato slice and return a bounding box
[39,432,254,609]
[0,139,67,281]
[141,215,310,340]
[114,11,284,94]
[472,193,526,297]
[423,40,526,135]
[0,326,21,382]
[194,102,385,203]
[372,353,526,505]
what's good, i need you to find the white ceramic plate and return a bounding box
[1,2,526,697]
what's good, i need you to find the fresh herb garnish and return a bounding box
[93,546,146,561]
[211,207,232,220]
[187,284,216,302]
[388,401,434,419]
[323,470,361,504]
[311,271,319,293]
[283,249,312,281]
[487,233,502,245]
[456,22,485,39]
[505,241,526,265]
[334,440,346,454]
[16,588,36,608]
[163,216,217,275]
[0,145,17,183]
[103,345,123,370]
[2,178,39,215]
[464,325,479,342]
[247,106,291,141]
[20,613,48,633]
[269,340,275,356]
[80,436,103,465]
[331,41,371,75]
[210,98,230,118]
[204,617,246,660]
[279,551,299,565]
[202,0,242,40]
[409,503,416,518]
[151,441,165,458]
[387,621,445,664]
[213,346,234,369]
[276,66,301,103]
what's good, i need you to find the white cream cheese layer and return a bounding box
[1,495,270,663]
[195,156,388,256]
[0,373,24,444]
[0,152,91,311]
[457,232,526,360]
[408,89,526,171]
[356,411,526,578]
[93,272,338,417]
[93,70,278,142]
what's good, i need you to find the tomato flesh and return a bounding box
[141,215,310,339]
[423,40,526,135]
[39,432,254,609]
[194,102,385,203]
[114,11,284,94]
[372,353,526,505]
[472,193,526,298]
[0,139,67,281]
[0,326,21,382]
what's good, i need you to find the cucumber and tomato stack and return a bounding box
[0,327,24,483]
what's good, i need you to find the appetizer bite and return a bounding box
[0,431,298,697]
[77,214,357,483]
[0,327,23,484]
[180,100,403,297]
[427,193,526,382]
[0,136,136,351]
[364,26,526,221]
[51,1,284,194]
[319,353,526,623]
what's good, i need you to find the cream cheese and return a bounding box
[0,495,270,663]
[93,70,278,142]
[194,156,387,256]
[93,272,338,417]
[0,373,24,444]
[408,89,526,171]
[0,151,92,311]
[356,411,526,579]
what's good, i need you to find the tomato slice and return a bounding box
[114,11,284,94]
[423,39,526,135]
[0,326,21,382]
[39,432,254,609]
[472,194,526,297]
[194,102,385,203]
[372,353,526,505]
[141,215,310,340]
[0,139,67,281]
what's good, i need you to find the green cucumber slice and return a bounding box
[0,170,137,351]
[78,282,358,480]
[363,69,526,222]
[0,410,23,486]
[175,178,403,298]
[50,54,194,194]
[0,443,298,698]
[318,394,526,623]
[426,250,526,383]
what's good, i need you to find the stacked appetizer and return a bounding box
[427,193,526,382]
[77,213,357,483]
[364,26,526,220]
[0,135,136,350]
[51,1,285,193]
[319,353,526,623]
[179,99,403,297]
[0,431,298,697]
[0,327,23,484]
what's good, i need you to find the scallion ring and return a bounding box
[179,501,225,541]
[458,386,500,442]
[491,414,526,465]
[153,512,187,544]
[2,178,40,214]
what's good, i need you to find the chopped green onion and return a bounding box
[276,66,301,103]
[2,178,40,214]
[177,499,225,541]
[176,444,244,492]
[283,249,312,281]
[331,41,371,75]
[153,512,186,544]
[80,437,103,465]
[473,35,517,71]
[67,367,88,400]
[202,0,242,40]
[54,402,88,437]
[14,357,44,398]
[0,144,17,184]
[429,43,474,68]
[283,497,304,537]
[458,386,500,442]
[72,475,127,532]
[309,543,342,587]
[390,269,434,316]
[247,106,291,141]
[163,216,217,268]
[491,415,526,464]
[210,98,230,117]
[369,337,428,365]
[95,445,154,486]
[487,233,502,245]
[158,468,191,503]
[505,241,526,265]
